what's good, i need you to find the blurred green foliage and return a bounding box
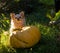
[53,11,60,21]
[39,0,54,6]
[0,0,54,13]
[0,14,10,33]
[47,10,60,21]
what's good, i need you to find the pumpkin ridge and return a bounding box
[14,34,28,44]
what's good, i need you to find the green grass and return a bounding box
[0,7,60,53]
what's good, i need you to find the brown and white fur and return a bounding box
[10,11,26,36]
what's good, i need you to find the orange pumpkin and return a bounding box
[10,26,40,48]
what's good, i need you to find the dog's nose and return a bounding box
[17,18,20,21]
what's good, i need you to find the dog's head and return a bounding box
[10,11,26,29]
[10,11,25,21]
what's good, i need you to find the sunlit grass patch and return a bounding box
[1,31,10,46]
[0,31,17,53]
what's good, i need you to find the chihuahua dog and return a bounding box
[10,11,26,36]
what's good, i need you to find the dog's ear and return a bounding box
[10,13,15,18]
[19,11,25,17]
